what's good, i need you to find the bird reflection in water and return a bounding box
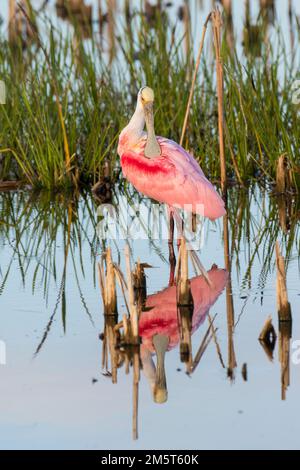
[99,246,228,439]
[139,265,228,403]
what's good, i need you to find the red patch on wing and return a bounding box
[121,152,172,176]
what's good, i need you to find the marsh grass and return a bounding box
[0,4,300,189]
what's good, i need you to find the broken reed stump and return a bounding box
[105,248,117,315]
[241,363,248,381]
[97,247,143,439]
[177,239,194,370]
[258,315,277,361]
[279,326,291,400]
[276,154,293,194]
[133,260,148,313]
[276,242,292,325]
[98,248,119,382]
[125,244,140,345]
[106,316,118,383]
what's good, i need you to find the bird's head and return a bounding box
[153,385,168,404]
[138,86,161,157]
[138,86,154,108]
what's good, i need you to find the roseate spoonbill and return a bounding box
[139,264,228,403]
[118,86,226,229]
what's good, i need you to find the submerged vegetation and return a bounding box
[0,0,299,190]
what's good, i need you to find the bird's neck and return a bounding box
[140,345,156,393]
[119,103,145,151]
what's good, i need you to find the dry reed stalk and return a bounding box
[179,238,189,304]
[189,315,216,374]
[101,324,108,370]
[276,154,287,193]
[208,313,225,368]
[9,1,33,46]
[133,260,147,314]
[189,250,212,286]
[98,248,117,315]
[132,300,140,439]
[277,196,290,234]
[177,239,193,369]
[106,316,118,383]
[107,0,116,65]
[180,13,211,146]
[125,244,139,344]
[212,8,227,195]
[9,0,18,44]
[276,154,293,194]
[279,328,290,401]
[98,249,119,381]
[132,380,139,440]
[105,247,117,315]
[223,213,237,379]
[114,265,130,314]
[275,242,292,399]
[132,349,140,440]
[183,1,191,66]
[122,314,129,341]
[0,181,21,190]
[221,0,231,14]
[275,242,292,323]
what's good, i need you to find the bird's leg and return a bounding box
[168,210,176,286]
[172,208,183,249]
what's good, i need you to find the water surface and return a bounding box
[0,187,299,450]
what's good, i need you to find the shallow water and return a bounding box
[0,187,299,450]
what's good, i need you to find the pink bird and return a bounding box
[118,86,226,223]
[139,264,228,403]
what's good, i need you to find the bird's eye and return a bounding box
[141,96,145,102]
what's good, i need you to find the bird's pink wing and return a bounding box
[121,138,225,220]
[157,137,205,177]
[190,267,229,332]
[158,138,226,219]
[139,267,228,352]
